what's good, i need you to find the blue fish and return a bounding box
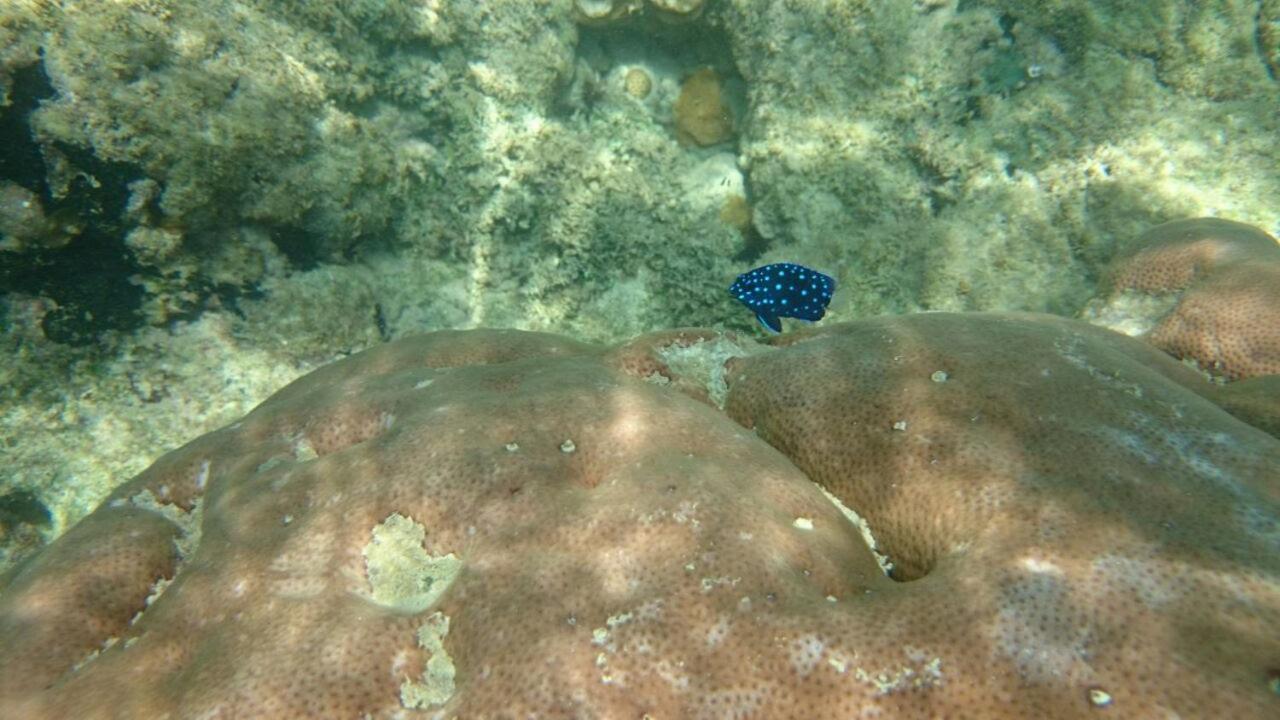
[728,262,835,333]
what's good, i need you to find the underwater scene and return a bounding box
[1,1,1277,717]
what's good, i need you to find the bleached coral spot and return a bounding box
[705,614,731,647]
[788,633,825,676]
[400,612,455,709]
[362,513,460,613]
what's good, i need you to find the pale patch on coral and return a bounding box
[1080,290,1179,339]
[121,488,203,616]
[124,489,202,562]
[815,484,893,576]
[362,513,461,614]
[788,633,825,676]
[654,332,761,409]
[400,611,456,709]
[851,654,945,697]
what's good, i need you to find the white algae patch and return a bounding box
[362,513,461,613]
[401,612,457,709]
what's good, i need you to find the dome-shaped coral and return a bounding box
[1,318,1276,718]
[1088,217,1280,380]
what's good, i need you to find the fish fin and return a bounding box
[756,312,782,333]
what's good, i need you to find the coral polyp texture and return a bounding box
[1213,375,1280,439]
[1089,217,1280,380]
[1,317,1278,718]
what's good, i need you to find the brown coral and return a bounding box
[674,67,734,147]
[724,313,1279,712]
[1097,217,1280,380]
[0,317,1277,718]
[1212,374,1280,439]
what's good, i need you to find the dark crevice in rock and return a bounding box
[0,59,150,345]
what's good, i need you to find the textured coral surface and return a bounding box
[1098,217,1280,379]
[1,316,1276,718]
[1213,375,1280,439]
[5,1,1280,575]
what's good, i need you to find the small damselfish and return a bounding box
[728,262,835,333]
